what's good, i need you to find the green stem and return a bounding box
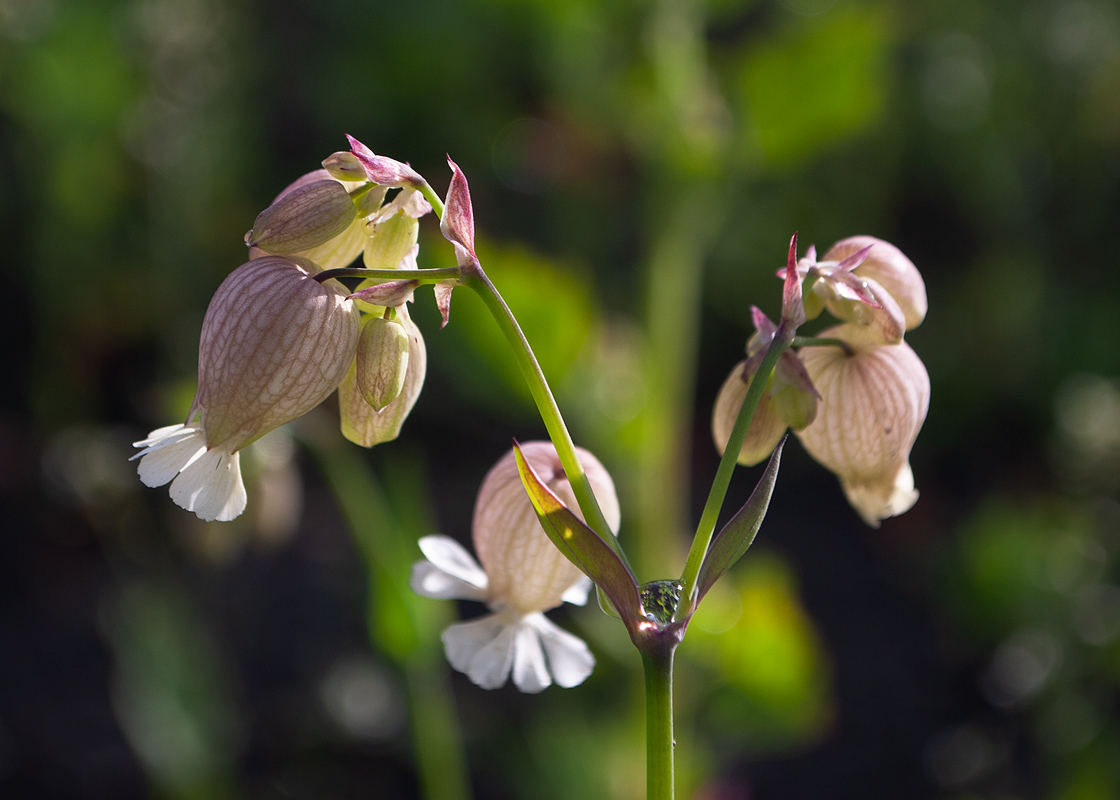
[792,335,853,356]
[642,648,676,800]
[305,434,471,800]
[678,324,793,607]
[416,180,446,218]
[314,266,462,284]
[459,262,621,556]
[405,666,471,800]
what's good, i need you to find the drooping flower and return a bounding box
[795,323,930,527]
[133,256,360,521]
[411,442,621,692]
[712,307,819,466]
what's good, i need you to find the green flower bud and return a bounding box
[364,211,419,271]
[339,305,427,447]
[322,151,367,182]
[355,317,410,411]
[248,179,357,255]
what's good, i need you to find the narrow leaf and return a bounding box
[696,437,785,601]
[513,442,642,624]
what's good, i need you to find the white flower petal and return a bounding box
[467,620,519,690]
[511,621,551,694]
[442,615,507,675]
[168,447,247,522]
[132,423,192,449]
[410,561,489,601]
[530,614,595,689]
[418,535,489,590]
[560,576,593,606]
[132,426,207,488]
[441,614,519,690]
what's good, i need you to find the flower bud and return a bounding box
[339,305,427,447]
[364,211,419,271]
[355,317,410,411]
[247,179,356,255]
[712,308,818,466]
[712,361,788,467]
[347,134,423,187]
[784,236,923,345]
[473,442,621,614]
[322,151,367,182]
[822,236,926,330]
[825,274,907,345]
[795,324,929,526]
[252,169,368,271]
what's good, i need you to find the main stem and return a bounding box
[678,324,794,606]
[642,647,676,800]
[459,263,619,550]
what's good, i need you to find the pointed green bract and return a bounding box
[696,437,785,602]
[513,442,642,624]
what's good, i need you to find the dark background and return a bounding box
[2,0,1120,798]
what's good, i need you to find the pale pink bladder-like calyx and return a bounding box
[795,323,930,527]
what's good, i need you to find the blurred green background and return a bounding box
[3,0,1120,798]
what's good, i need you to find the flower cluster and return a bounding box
[134,139,439,521]
[713,236,930,526]
[411,442,621,692]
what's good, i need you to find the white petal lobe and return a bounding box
[410,561,489,601]
[511,621,551,693]
[418,535,489,590]
[531,614,595,689]
[168,448,247,522]
[442,615,507,676]
[133,426,206,488]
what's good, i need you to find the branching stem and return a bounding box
[678,323,794,611]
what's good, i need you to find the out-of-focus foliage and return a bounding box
[689,552,832,751]
[5,0,1120,798]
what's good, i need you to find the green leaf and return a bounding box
[696,437,784,602]
[735,8,890,169]
[514,442,642,624]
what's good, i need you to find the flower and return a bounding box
[132,256,360,521]
[411,442,621,692]
[795,323,930,527]
[783,236,926,345]
[712,307,819,466]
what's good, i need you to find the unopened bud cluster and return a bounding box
[134,137,460,521]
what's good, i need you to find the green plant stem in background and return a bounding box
[679,326,793,608]
[306,431,471,800]
[637,185,723,580]
[460,262,622,555]
[642,648,677,800]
